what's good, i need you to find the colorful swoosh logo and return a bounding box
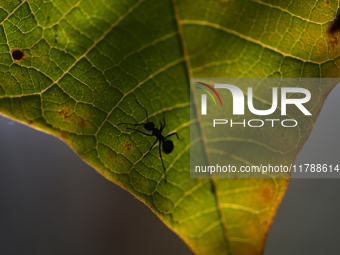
[195,82,222,106]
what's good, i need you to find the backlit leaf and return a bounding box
[0,0,338,254]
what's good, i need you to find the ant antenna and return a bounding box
[136,100,149,121]
[117,100,149,126]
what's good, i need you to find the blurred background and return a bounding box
[1,84,340,255]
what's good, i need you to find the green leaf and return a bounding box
[0,0,338,254]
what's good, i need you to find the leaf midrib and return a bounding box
[171,0,231,253]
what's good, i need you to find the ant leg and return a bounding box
[160,118,166,132]
[165,132,179,140]
[136,100,149,121]
[158,140,166,171]
[127,128,153,136]
[158,140,168,182]
[145,139,158,156]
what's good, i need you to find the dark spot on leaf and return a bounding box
[94,89,97,93]
[58,107,71,119]
[61,131,69,140]
[27,120,33,125]
[109,154,114,159]
[211,185,215,194]
[78,118,87,128]
[326,1,330,5]
[329,36,338,48]
[264,221,268,225]
[12,50,24,60]
[123,141,132,152]
[328,11,340,34]
[261,188,272,201]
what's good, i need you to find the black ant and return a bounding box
[118,101,179,172]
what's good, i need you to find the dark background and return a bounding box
[1,85,340,255]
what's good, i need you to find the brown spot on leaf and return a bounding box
[58,107,71,119]
[27,120,33,125]
[78,118,87,128]
[123,141,133,152]
[109,154,114,159]
[12,50,24,60]
[330,36,338,48]
[61,131,69,140]
[261,187,273,201]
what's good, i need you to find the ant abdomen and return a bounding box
[163,140,174,154]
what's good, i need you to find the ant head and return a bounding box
[144,122,154,131]
[162,140,174,154]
